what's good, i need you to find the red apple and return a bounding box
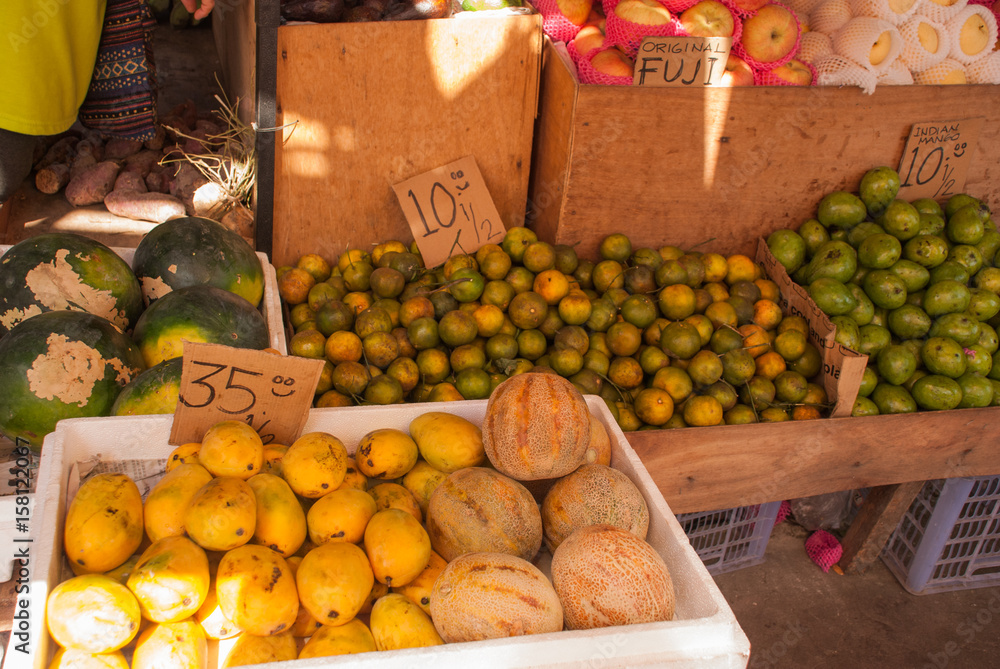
[770,58,813,84]
[591,47,636,76]
[680,0,736,37]
[614,0,672,25]
[739,3,799,63]
[720,53,755,85]
[555,0,595,26]
[573,23,608,57]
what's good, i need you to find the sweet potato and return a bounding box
[144,125,167,151]
[221,204,255,240]
[35,136,78,170]
[104,137,144,161]
[145,166,171,194]
[104,190,186,223]
[75,137,104,162]
[69,152,98,180]
[123,150,161,177]
[35,163,71,194]
[65,161,121,206]
[114,171,148,193]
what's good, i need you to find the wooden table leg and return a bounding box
[839,480,925,574]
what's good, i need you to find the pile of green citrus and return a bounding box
[277,229,831,432]
[768,166,1000,415]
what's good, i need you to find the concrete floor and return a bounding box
[714,520,1000,668]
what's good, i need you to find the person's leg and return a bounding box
[0,128,37,202]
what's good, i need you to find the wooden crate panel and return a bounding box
[273,15,542,267]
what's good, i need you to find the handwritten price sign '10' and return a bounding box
[393,155,507,269]
[169,343,326,446]
[897,118,984,202]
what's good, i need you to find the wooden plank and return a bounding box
[212,0,258,128]
[530,41,1000,260]
[839,480,925,574]
[272,14,542,268]
[626,407,1000,514]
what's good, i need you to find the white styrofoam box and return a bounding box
[7,399,750,669]
[0,244,286,354]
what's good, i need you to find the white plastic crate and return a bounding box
[0,243,286,354]
[678,502,782,576]
[4,398,750,669]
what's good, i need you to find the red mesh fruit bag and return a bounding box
[732,1,802,70]
[604,0,687,57]
[577,44,637,84]
[534,0,589,42]
[805,529,843,573]
[753,58,815,84]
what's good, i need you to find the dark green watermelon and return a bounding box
[0,310,146,451]
[132,216,264,307]
[132,284,270,367]
[111,357,183,416]
[0,232,143,335]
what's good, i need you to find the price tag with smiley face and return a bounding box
[169,343,325,446]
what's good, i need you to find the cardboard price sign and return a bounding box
[897,118,984,201]
[392,155,506,269]
[633,36,732,87]
[169,343,325,446]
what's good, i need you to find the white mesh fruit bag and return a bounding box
[898,15,950,70]
[784,0,827,19]
[912,55,968,80]
[797,29,835,61]
[965,49,1000,80]
[815,52,880,90]
[603,0,686,57]
[917,0,968,25]
[534,0,589,42]
[945,4,998,63]
[849,0,922,25]
[811,0,854,34]
[834,16,904,72]
[878,56,918,79]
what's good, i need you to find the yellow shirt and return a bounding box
[0,0,107,136]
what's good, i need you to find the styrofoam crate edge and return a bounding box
[6,399,750,669]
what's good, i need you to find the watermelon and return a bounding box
[132,216,264,307]
[111,357,183,416]
[131,284,270,367]
[0,311,146,451]
[0,232,144,335]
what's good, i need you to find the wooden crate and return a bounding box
[266,14,543,268]
[528,40,1000,260]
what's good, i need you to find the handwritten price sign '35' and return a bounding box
[393,155,506,269]
[170,343,325,446]
[897,118,984,202]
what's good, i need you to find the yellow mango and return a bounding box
[261,443,288,477]
[284,557,323,637]
[64,473,144,574]
[165,442,201,473]
[391,550,448,616]
[127,536,210,623]
[356,428,419,480]
[198,420,264,479]
[247,473,307,557]
[184,477,257,552]
[282,431,348,498]
[408,411,485,473]
[296,542,374,627]
[48,648,129,669]
[370,593,444,650]
[337,457,368,491]
[401,460,448,516]
[131,620,207,669]
[222,632,298,667]
[102,554,141,586]
[46,574,141,653]
[364,508,432,588]
[194,579,240,640]
[216,544,299,636]
[143,463,213,543]
[306,487,377,546]
[298,619,377,658]
[369,482,422,523]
